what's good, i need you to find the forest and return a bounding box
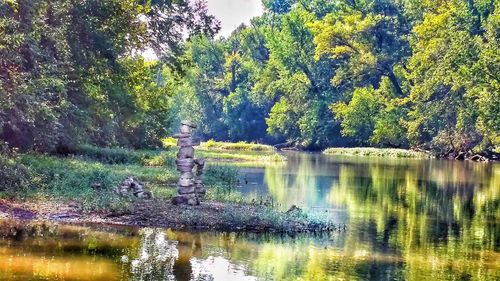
[1,0,499,157]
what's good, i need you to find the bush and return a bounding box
[0,154,31,193]
[0,141,31,193]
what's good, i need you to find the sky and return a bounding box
[206,0,264,37]
[143,0,264,60]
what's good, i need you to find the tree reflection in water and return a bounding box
[126,229,225,281]
[126,228,178,280]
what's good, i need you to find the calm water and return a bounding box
[0,152,499,280]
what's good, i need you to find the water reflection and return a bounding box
[0,218,498,280]
[126,228,178,280]
[0,153,498,280]
[236,152,500,280]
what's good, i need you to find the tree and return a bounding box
[406,0,499,155]
[0,0,219,151]
[311,0,412,97]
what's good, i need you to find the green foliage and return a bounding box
[161,137,178,150]
[1,0,498,157]
[332,87,383,143]
[404,0,499,155]
[0,0,218,152]
[0,142,30,193]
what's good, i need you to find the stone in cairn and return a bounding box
[172,120,205,205]
[194,158,206,198]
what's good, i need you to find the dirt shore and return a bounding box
[0,199,337,233]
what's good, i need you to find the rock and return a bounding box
[194,159,205,176]
[194,158,205,166]
[181,120,197,128]
[171,195,198,205]
[115,176,153,199]
[176,158,194,165]
[135,190,153,199]
[178,177,194,187]
[178,186,195,194]
[172,133,192,139]
[180,125,193,134]
[177,164,195,173]
[187,197,198,206]
[180,172,193,178]
[177,147,194,158]
[172,196,189,205]
[177,137,201,147]
[286,205,302,215]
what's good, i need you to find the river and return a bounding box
[0,152,498,280]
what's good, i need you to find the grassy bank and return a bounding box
[162,138,286,164]
[0,146,335,233]
[75,141,286,166]
[323,147,430,158]
[198,140,276,152]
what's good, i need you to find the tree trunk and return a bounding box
[386,70,405,97]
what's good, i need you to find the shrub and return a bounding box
[0,154,31,193]
[0,141,31,193]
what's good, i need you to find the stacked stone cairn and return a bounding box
[115,176,153,199]
[172,121,206,205]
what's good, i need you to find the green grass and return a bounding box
[323,147,430,158]
[0,148,245,212]
[195,150,286,163]
[163,138,276,152]
[75,142,285,167]
[8,154,133,212]
[198,139,276,152]
[163,138,285,164]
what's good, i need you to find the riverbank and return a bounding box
[323,146,499,161]
[323,147,430,158]
[0,198,336,233]
[0,145,333,233]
